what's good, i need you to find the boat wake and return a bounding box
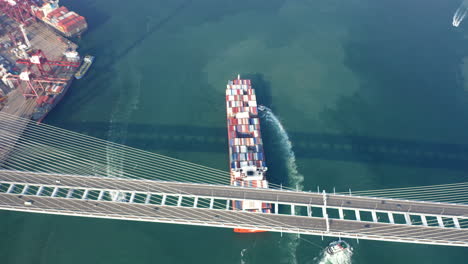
[453,1,468,27]
[315,241,353,264]
[105,72,142,201]
[260,106,304,264]
[240,248,248,264]
[260,106,304,191]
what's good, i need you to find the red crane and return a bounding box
[5,70,67,98]
[16,50,80,76]
[0,0,37,25]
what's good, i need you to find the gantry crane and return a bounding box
[16,50,80,76]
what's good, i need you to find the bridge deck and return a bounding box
[1,192,468,247]
[0,170,467,218]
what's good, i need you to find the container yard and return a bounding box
[0,0,87,119]
[0,0,88,161]
[225,75,272,233]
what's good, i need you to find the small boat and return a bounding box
[75,55,94,79]
[325,240,349,255]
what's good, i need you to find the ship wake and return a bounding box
[260,106,304,264]
[105,72,142,201]
[453,1,468,27]
[260,106,304,191]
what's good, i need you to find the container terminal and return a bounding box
[0,0,88,160]
[226,75,272,233]
[0,0,88,119]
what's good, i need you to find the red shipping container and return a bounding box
[230,131,236,138]
[61,15,80,27]
[58,15,73,25]
[47,6,68,19]
[54,8,70,19]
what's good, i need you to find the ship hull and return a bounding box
[234,228,267,233]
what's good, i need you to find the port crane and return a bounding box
[0,0,36,25]
[16,50,80,76]
[4,70,67,98]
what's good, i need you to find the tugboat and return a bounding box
[75,55,94,79]
[325,240,349,255]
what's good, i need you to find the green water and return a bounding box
[2,0,468,262]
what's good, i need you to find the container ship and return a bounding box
[226,75,271,233]
[31,81,70,122]
[31,0,88,38]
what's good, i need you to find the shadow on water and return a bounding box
[245,73,294,185]
[112,0,194,64]
[57,121,468,171]
[243,73,273,109]
[54,0,194,111]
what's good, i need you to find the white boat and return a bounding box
[325,240,349,255]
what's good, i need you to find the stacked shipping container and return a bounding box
[225,76,271,223]
[32,1,87,37]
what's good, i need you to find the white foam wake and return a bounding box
[260,106,304,191]
[453,1,468,27]
[105,72,142,201]
[316,241,353,264]
[240,248,248,264]
[260,106,304,264]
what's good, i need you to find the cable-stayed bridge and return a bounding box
[1,113,468,247]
